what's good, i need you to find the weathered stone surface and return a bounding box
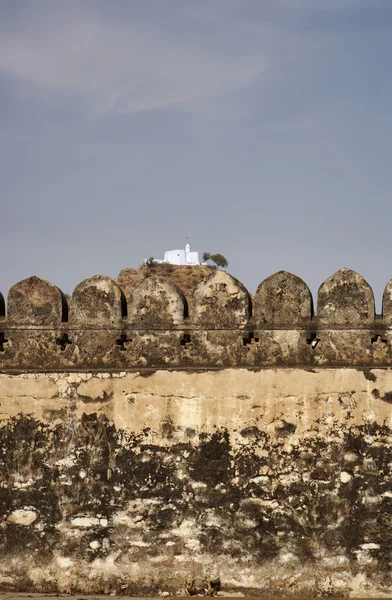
[8,508,38,526]
[4,267,392,596]
[0,330,77,370]
[254,271,313,327]
[382,278,392,323]
[3,269,392,369]
[117,263,213,307]
[70,275,126,326]
[7,276,67,325]
[128,277,187,327]
[317,268,375,325]
[0,368,391,596]
[192,271,251,328]
[3,327,392,369]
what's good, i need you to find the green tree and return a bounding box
[210,253,229,268]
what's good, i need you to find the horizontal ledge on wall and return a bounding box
[0,325,391,332]
[2,365,392,374]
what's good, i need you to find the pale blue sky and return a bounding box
[1,0,392,310]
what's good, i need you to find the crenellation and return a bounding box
[317,268,375,326]
[70,274,126,326]
[7,275,68,325]
[192,271,251,328]
[1,267,392,595]
[254,270,313,327]
[3,269,392,369]
[128,276,187,327]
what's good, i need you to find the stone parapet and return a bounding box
[1,269,392,369]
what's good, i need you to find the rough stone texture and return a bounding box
[128,277,187,327]
[4,268,392,369]
[254,271,313,327]
[3,269,392,596]
[7,276,67,326]
[117,263,214,307]
[382,278,392,324]
[0,369,391,596]
[192,271,251,328]
[317,268,375,326]
[70,275,126,327]
[4,327,392,370]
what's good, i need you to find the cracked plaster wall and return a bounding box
[0,368,391,597]
[1,268,392,596]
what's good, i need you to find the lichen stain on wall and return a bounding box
[0,369,391,596]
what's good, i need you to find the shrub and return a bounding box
[210,253,229,268]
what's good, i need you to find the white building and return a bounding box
[146,243,200,266]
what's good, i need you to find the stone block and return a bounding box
[254,271,313,327]
[7,276,67,325]
[192,271,251,328]
[317,268,375,326]
[128,277,187,327]
[70,275,126,326]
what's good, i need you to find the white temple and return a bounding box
[146,243,200,266]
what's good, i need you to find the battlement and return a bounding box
[2,267,392,369]
[1,268,392,596]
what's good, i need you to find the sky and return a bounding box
[1,0,392,311]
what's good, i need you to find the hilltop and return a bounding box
[116,263,215,304]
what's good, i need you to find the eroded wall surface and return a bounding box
[1,268,392,596]
[0,368,391,597]
[2,267,392,370]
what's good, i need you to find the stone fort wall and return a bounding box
[0,269,391,596]
[2,267,392,370]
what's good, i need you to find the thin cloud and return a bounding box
[0,8,264,115]
[272,0,384,8]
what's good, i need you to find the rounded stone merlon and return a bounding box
[254,271,313,327]
[70,275,126,326]
[317,268,375,326]
[192,270,251,328]
[7,276,67,325]
[382,279,392,323]
[128,277,187,326]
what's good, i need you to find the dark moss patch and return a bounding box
[0,413,391,593]
[274,420,296,438]
[189,430,232,487]
[240,426,263,440]
[381,391,392,404]
[363,370,377,381]
[79,390,114,403]
[136,369,157,377]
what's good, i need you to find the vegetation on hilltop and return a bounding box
[203,252,229,268]
[116,263,216,304]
